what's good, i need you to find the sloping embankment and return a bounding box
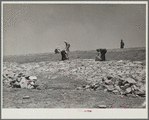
[3,47,146,64]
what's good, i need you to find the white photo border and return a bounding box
[1,1,148,119]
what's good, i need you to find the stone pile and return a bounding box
[79,73,145,97]
[3,72,38,89]
[3,59,146,97]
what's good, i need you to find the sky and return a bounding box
[3,3,146,55]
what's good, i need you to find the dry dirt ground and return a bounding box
[3,76,145,108]
[3,47,146,108]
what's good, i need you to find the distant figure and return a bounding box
[100,49,107,61]
[61,50,69,60]
[54,46,60,54]
[64,41,70,52]
[95,49,107,61]
[95,49,102,61]
[120,39,125,49]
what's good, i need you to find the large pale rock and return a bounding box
[141,101,146,108]
[85,85,90,89]
[27,84,34,89]
[135,89,145,97]
[131,85,138,91]
[112,90,120,95]
[133,61,143,64]
[120,83,130,90]
[107,75,113,80]
[125,87,132,94]
[117,60,123,63]
[107,85,114,92]
[20,77,28,89]
[29,76,37,81]
[126,77,137,84]
[105,80,114,85]
[114,85,121,91]
[98,105,106,108]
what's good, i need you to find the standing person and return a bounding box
[120,39,125,49]
[64,41,70,52]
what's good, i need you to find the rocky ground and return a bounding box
[3,47,146,108]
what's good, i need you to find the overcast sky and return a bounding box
[3,3,146,55]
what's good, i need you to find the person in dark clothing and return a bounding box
[54,46,60,54]
[64,41,70,52]
[95,49,107,61]
[61,50,69,60]
[100,49,107,61]
[120,39,125,49]
[55,49,59,54]
[95,49,102,61]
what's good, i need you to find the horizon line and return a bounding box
[3,47,146,57]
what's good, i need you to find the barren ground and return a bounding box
[3,47,146,108]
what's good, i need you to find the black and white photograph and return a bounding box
[1,1,148,119]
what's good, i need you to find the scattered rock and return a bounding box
[131,85,138,91]
[98,105,106,108]
[114,85,121,91]
[135,90,145,97]
[125,87,132,94]
[85,85,90,89]
[120,83,130,90]
[20,77,28,89]
[104,89,107,92]
[112,90,120,95]
[3,59,146,97]
[105,80,114,85]
[107,85,115,92]
[141,101,146,107]
[133,61,143,64]
[117,60,123,62]
[29,76,37,81]
[126,77,137,84]
[3,72,38,89]
[107,75,113,80]
[23,96,30,99]
[77,87,82,90]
